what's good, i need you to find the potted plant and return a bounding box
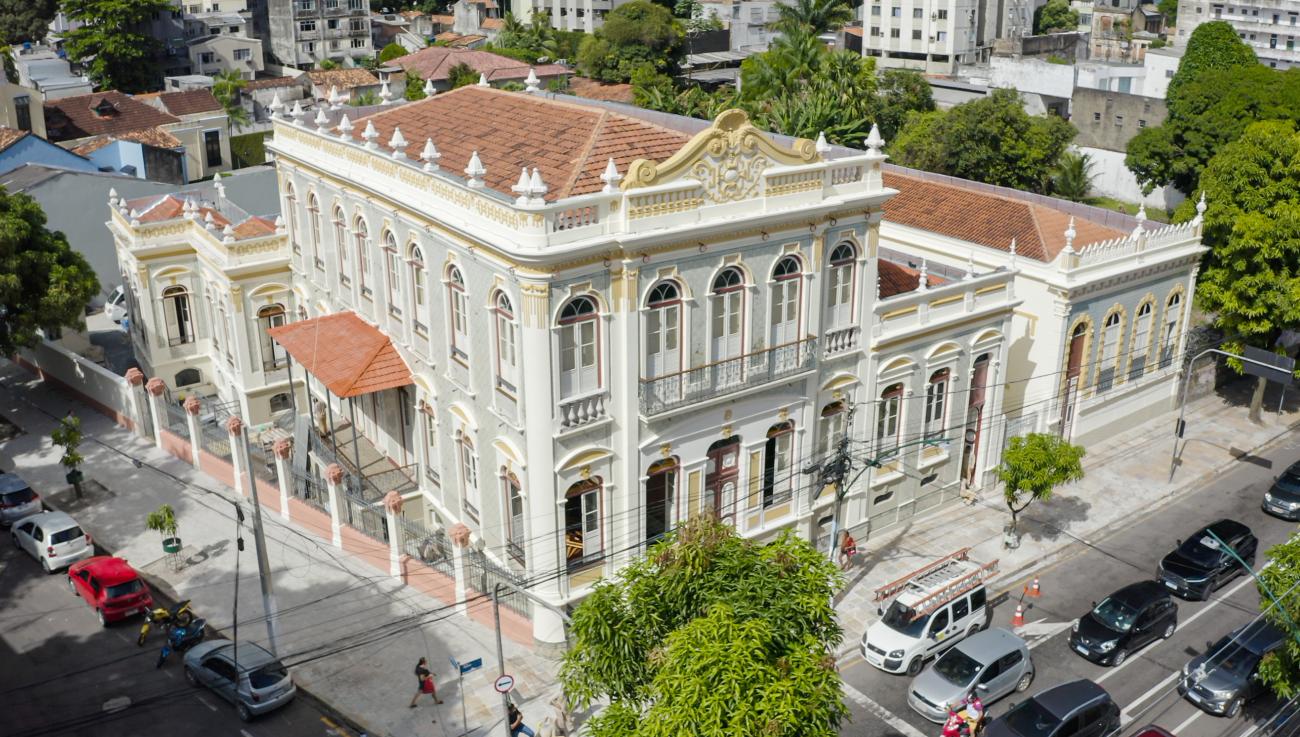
[146,503,182,554]
[51,413,85,499]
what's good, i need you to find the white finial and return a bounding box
[362,121,379,149]
[184,197,197,218]
[1193,191,1207,225]
[511,167,531,205]
[815,131,831,156]
[966,251,976,280]
[269,93,284,119]
[917,260,929,292]
[1135,203,1147,225]
[420,138,441,171]
[380,78,393,105]
[524,67,541,93]
[107,188,119,207]
[203,211,215,228]
[328,85,343,110]
[213,172,225,202]
[600,157,622,193]
[1063,216,1077,254]
[528,167,547,205]
[423,78,436,97]
[464,150,486,188]
[222,224,235,243]
[128,207,139,219]
[388,126,408,158]
[314,106,330,132]
[874,274,881,301]
[274,214,285,234]
[337,114,353,141]
[289,100,305,125]
[477,72,489,87]
[1009,238,1018,267]
[865,123,885,154]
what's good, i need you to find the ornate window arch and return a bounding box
[827,242,856,327]
[333,205,349,284]
[770,256,802,350]
[503,470,525,564]
[644,280,682,381]
[877,382,904,455]
[710,267,746,374]
[1128,298,1156,381]
[382,230,401,315]
[307,192,322,270]
[408,243,427,334]
[284,182,298,255]
[161,285,194,346]
[1096,307,1126,392]
[447,264,469,362]
[564,477,603,569]
[493,290,519,393]
[645,457,678,544]
[762,421,795,508]
[256,303,287,371]
[1159,288,1186,369]
[925,368,949,438]
[558,295,600,398]
[457,429,480,523]
[353,215,372,297]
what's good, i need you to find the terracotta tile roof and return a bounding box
[0,126,29,152]
[434,32,486,46]
[390,46,568,83]
[71,126,185,155]
[399,9,425,17]
[306,68,381,91]
[155,89,224,116]
[123,193,233,228]
[568,76,634,104]
[430,13,453,24]
[245,76,300,90]
[268,312,414,397]
[843,26,864,37]
[233,216,277,238]
[481,17,503,30]
[349,86,691,202]
[883,172,1126,262]
[878,260,946,298]
[43,91,181,143]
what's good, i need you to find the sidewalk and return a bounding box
[834,380,1300,655]
[0,361,561,737]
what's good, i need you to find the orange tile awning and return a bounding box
[269,312,413,398]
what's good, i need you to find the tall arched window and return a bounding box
[877,382,903,455]
[353,216,371,298]
[447,266,468,361]
[819,400,847,459]
[762,421,794,507]
[504,472,525,563]
[925,368,949,438]
[564,478,602,569]
[285,184,298,255]
[644,281,681,379]
[334,206,350,285]
[1129,302,1154,380]
[711,268,745,385]
[307,193,322,269]
[409,244,427,334]
[162,286,193,346]
[493,291,518,393]
[645,458,677,544]
[826,243,856,327]
[257,303,287,370]
[420,403,439,485]
[458,433,479,522]
[770,256,802,349]
[1097,311,1123,392]
[1159,292,1183,368]
[382,231,400,316]
[558,296,599,398]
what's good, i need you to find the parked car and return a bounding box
[984,679,1120,737]
[104,285,128,323]
[863,583,989,676]
[10,511,93,572]
[67,556,153,626]
[908,627,1035,722]
[1129,726,1175,737]
[184,640,296,721]
[1158,519,1257,600]
[0,473,41,526]
[1179,619,1285,718]
[1263,461,1300,520]
[1068,581,1178,666]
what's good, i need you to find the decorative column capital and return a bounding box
[383,490,403,514]
[225,416,244,437]
[145,377,166,396]
[184,396,201,416]
[273,438,293,459]
[449,522,471,548]
[125,368,145,387]
[325,463,345,485]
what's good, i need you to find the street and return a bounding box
[0,537,351,737]
[838,433,1300,737]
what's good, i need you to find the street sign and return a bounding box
[449,656,459,671]
[1243,346,1296,385]
[494,674,515,693]
[459,657,482,675]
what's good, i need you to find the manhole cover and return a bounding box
[102,696,131,713]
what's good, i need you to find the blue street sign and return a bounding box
[459,658,482,675]
[449,656,460,671]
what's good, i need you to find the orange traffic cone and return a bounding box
[1011,602,1025,628]
[1029,577,1041,597]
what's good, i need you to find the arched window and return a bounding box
[645,281,681,379]
[819,400,847,458]
[353,216,371,297]
[1097,311,1123,392]
[269,392,292,413]
[257,303,287,370]
[645,457,677,544]
[334,206,350,285]
[458,433,479,522]
[307,193,322,269]
[420,403,439,485]
[925,368,949,438]
[383,231,400,315]
[564,477,602,569]
[770,256,801,349]
[285,184,298,255]
[409,244,427,334]
[493,291,518,392]
[710,268,745,380]
[175,368,201,386]
[1159,292,1183,368]
[208,295,219,352]
[558,296,599,398]
[1130,302,1154,380]
[162,286,193,346]
[447,266,468,361]
[504,472,525,563]
[877,382,903,455]
[762,421,794,508]
[827,243,856,327]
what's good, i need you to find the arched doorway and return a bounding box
[645,457,677,544]
[960,354,991,488]
[705,435,741,522]
[1060,323,1088,438]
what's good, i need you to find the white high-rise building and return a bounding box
[860,0,1002,75]
[1175,0,1300,68]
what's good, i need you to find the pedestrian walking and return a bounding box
[838,531,858,570]
[410,657,443,708]
[508,702,535,737]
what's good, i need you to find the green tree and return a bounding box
[1257,533,1300,699]
[378,42,408,63]
[0,0,59,44]
[889,88,1077,194]
[446,62,479,88]
[874,68,934,142]
[62,0,174,92]
[770,0,854,35]
[404,71,427,100]
[212,70,250,128]
[576,0,684,82]
[1169,20,1257,100]
[562,516,845,737]
[1033,0,1079,33]
[0,188,100,356]
[318,58,339,70]
[1051,151,1095,201]
[1179,121,1300,422]
[50,413,85,500]
[995,433,1086,539]
[350,90,379,106]
[496,12,531,48]
[1157,0,1178,24]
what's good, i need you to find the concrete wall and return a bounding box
[1071,88,1167,151]
[17,340,136,430]
[1079,145,1185,211]
[0,80,46,138]
[166,114,233,181]
[993,31,1088,59]
[989,55,1077,100]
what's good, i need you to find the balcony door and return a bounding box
[769,256,801,371]
[705,435,740,522]
[710,268,745,387]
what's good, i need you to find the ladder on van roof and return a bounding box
[873,548,1000,622]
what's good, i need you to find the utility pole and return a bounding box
[490,580,573,735]
[241,426,281,655]
[805,405,863,563]
[232,505,242,677]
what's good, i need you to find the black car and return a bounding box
[984,679,1120,737]
[1264,461,1300,520]
[1179,620,1285,718]
[1157,519,1258,600]
[1068,581,1178,666]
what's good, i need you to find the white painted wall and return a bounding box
[988,56,1078,100]
[1080,146,1185,211]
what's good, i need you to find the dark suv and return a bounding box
[1068,581,1178,666]
[985,679,1120,737]
[1158,519,1257,600]
[1179,620,1285,718]
[1264,461,1300,520]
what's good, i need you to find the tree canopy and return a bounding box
[1257,533,1300,699]
[890,88,1076,194]
[0,0,58,44]
[1034,0,1079,33]
[561,516,845,737]
[1169,20,1258,100]
[0,187,100,356]
[378,42,408,63]
[212,70,249,127]
[1052,151,1095,201]
[577,0,684,82]
[996,433,1085,534]
[446,62,479,89]
[770,0,855,36]
[62,0,174,92]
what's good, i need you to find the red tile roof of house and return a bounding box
[245,76,302,90]
[268,312,414,397]
[883,172,1126,262]
[434,32,487,46]
[43,91,181,143]
[154,89,224,116]
[878,260,947,298]
[0,126,29,152]
[349,86,691,202]
[843,26,864,37]
[72,126,184,155]
[122,193,276,241]
[481,17,503,30]
[306,68,381,91]
[390,46,568,83]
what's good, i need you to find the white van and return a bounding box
[105,285,128,323]
[862,550,995,676]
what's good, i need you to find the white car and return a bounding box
[863,584,989,676]
[104,285,128,323]
[11,511,94,573]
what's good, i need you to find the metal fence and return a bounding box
[343,492,388,543]
[290,467,330,516]
[199,420,232,461]
[164,400,189,434]
[399,518,456,579]
[464,549,531,618]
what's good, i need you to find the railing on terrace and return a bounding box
[399,518,455,578]
[465,549,531,618]
[639,337,817,415]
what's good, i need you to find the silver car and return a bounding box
[184,640,296,721]
[908,627,1035,722]
[0,474,41,526]
[10,511,94,572]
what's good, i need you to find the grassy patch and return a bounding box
[231,132,272,169]
[1084,196,1171,223]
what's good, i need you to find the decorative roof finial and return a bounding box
[362,120,379,149]
[289,100,305,125]
[815,131,831,156]
[524,67,541,93]
[1135,203,1147,225]
[917,260,929,292]
[313,106,329,133]
[108,188,119,207]
[528,167,547,205]
[388,126,408,159]
[966,251,976,280]
[464,150,486,188]
[423,78,436,97]
[203,211,215,228]
[222,224,235,243]
[1009,238,1018,267]
[421,138,441,171]
[1063,216,1077,254]
[337,114,353,141]
[328,85,343,110]
[1193,191,1207,226]
[865,123,885,155]
[477,73,489,87]
[213,171,225,202]
[379,78,393,105]
[274,214,285,235]
[600,157,622,193]
[268,93,284,119]
[512,167,531,206]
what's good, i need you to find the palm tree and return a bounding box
[497,12,529,48]
[771,0,855,36]
[1052,151,1095,201]
[212,70,250,128]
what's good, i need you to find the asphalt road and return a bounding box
[0,536,353,737]
[839,433,1300,737]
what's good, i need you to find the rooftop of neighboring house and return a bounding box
[391,47,568,83]
[0,127,29,153]
[433,32,487,47]
[43,91,181,143]
[430,13,454,24]
[150,89,225,117]
[245,76,304,91]
[120,185,278,241]
[305,68,381,91]
[877,259,947,298]
[567,77,634,104]
[71,127,184,155]
[399,9,425,18]
[843,26,863,37]
[482,17,503,30]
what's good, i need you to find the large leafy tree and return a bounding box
[995,433,1085,539]
[1168,20,1258,100]
[1257,533,1300,699]
[770,0,854,35]
[874,68,935,143]
[577,0,684,82]
[1180,121,1300,421]
[1033,0,1079,33]
[62,0,174,92]
[562,516,845,737]
[0,0,59,44]
[889,88,1077,194]
[378,42,408,63]
[0,187,100,356]
[212,70,249,128]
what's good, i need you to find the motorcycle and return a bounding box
[941,695,986,737]
[138,599,194,647]
[155,617,206,668]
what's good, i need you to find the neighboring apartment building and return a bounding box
[512,0,617,32]
[0,79,45,138]
[266,0,374,69]
[10,46,94,100]
[698,0,783,51]
[1175,0,1300,67]
[861,0,1001,74]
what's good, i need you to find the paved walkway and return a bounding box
[0,361,562,737]
[834,379,1300,656]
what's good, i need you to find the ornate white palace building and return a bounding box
[108,85,1206,647]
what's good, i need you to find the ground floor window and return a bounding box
[564,478,602,569]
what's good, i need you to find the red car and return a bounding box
[67,556,153,627]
